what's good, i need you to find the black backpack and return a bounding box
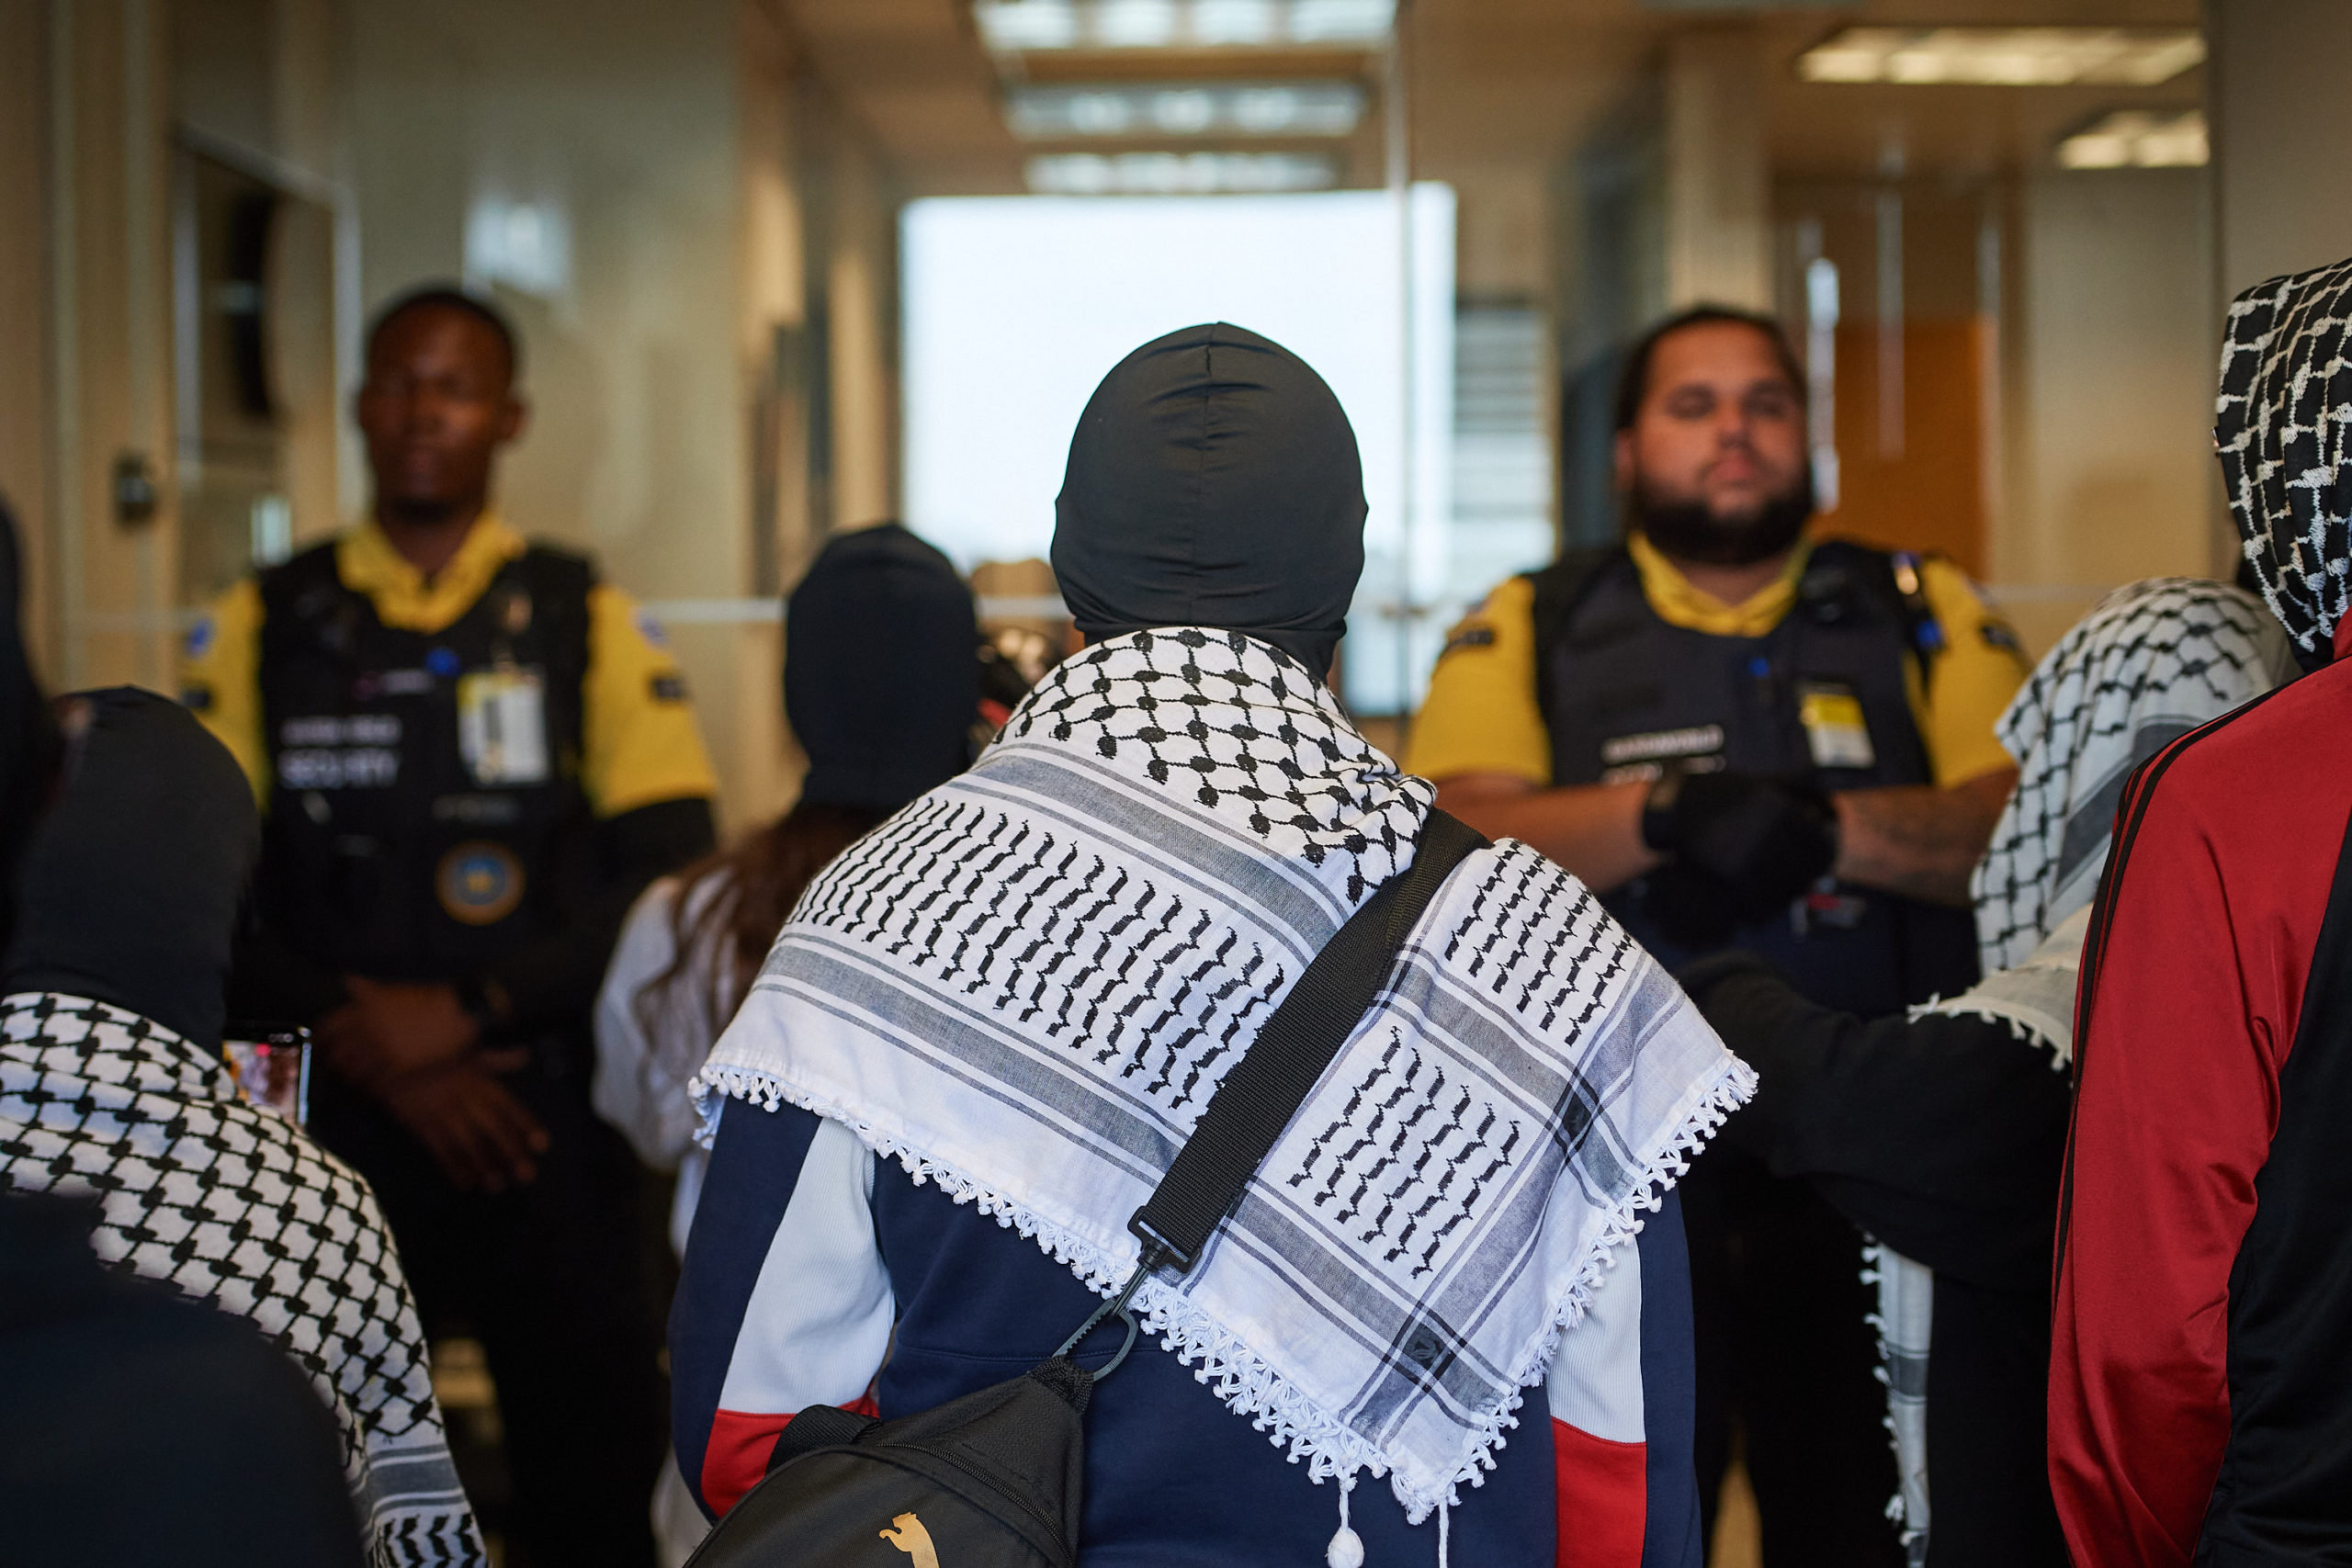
[684,809,1488,1568]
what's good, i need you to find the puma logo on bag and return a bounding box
[878,1511,940,1568]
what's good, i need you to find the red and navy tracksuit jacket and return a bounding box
[2052,637,2352,1565]
[671,1097,1705,1567]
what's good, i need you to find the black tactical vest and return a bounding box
[254,538,596,983]
[1529,541,1978,1014]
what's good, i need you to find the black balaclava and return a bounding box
[2,688,258,1049]
[1051,321,1366,677]
[786,523,981,812]
[0,498,58,956]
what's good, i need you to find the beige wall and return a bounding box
[2209,0,2352,300]
[2,0,902,829]
[1663,29,1770,313]
[29,0,180,692]
[0,2,55,673]
[339,0,901,832]
[1994,167,2218,651]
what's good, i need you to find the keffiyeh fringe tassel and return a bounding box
[697,1054,1755,1523]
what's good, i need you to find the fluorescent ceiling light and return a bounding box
[1024,151,1338,194]
[1797,27,2205,86]
[1006,81,1364,139]
[975,0,1394,52]
[2057,108,2208,169]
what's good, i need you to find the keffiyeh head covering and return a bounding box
[1883,579,2287,1566]
[1,692,484,1565]
[1971,578,2291,973]
[2216,255,2352,654]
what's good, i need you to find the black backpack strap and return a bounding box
[1125,808,1489,1274]
[506,542,597,691]
[1807,538,1947,675]
[765,1402,882,1472]
[257,538,359,660]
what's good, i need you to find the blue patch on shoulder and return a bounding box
[425,647,461,677]
[185,616,215,659]
[635,609,669,649]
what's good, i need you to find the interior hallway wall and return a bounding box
[2209,0,2352,298]
[0,0,56,671]
[341,0,879,831]
[345,0,746,604]
[1996,168,2216,651]
[10,0,180,692]
[2205,0,2352,572]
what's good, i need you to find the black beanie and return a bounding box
[3,688,258,1049]
[786,524,981,812]
[1050,321,1366,677]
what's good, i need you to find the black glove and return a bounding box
[1636,863,1743,952]
[1641,769,1838,922]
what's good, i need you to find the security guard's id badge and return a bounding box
[1798,682,1876,770]
[458,667,550,786]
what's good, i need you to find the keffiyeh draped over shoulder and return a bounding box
[1880,578,2287,1563]
[1,993,485,1567]
[696,628,1750,1520]
[2216,255,2352,654]
[1970,578,2292,976]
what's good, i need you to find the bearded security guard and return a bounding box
[182,287,716,1568]
[1408,306,2030,1568]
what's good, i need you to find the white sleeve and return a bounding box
[1547,1235,1646,1443]
[593,876,711,1171]
[716,1117,893,1416]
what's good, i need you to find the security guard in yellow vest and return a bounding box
[183,288,717,1568]
[1408,308,2029,1565]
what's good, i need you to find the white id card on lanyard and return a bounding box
[458,667,550,785]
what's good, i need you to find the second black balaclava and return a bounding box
[786,523,981,812]
[1051,321,1366,678]
[2,688,258,1049]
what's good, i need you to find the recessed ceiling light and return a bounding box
[1024,151,1339,194]
[1796,27,2205,87]
[975,0,1395,53]
[1006,81,1365,139]
[2057,108,2208,169]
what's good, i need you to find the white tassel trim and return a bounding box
[690,1050,1756,1524]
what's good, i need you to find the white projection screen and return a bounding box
[900,185,1454,714]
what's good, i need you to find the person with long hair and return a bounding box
[593,523,985,1235]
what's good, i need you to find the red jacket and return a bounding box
[2051,626,2352,1565]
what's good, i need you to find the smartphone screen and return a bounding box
[221,1024,311,1126]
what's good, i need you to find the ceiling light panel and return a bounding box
[2057,108,2208,169]
[1025,151,1338,194]
[975,0,1395,53]
[1006,81,1364,139]
[1797,27,2205,87]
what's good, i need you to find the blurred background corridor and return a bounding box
[4,2,2348,1555]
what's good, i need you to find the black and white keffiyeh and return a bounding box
[2216,254,2352,654]
[1970,578,2291,976]
[696,628,1750,1521]
[1872,579,2286,1562]
[1,993,485,1568]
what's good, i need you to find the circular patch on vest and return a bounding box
[436,842,525,926]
